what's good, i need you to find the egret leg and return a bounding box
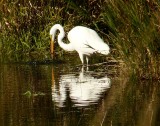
[78,53,84,64]
[86,56,89,66]
[86,56,89,71]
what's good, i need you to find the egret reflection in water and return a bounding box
[52,67,111,107]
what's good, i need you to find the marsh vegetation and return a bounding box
[1,0,160,79]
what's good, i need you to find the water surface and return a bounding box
[0,63,160,126]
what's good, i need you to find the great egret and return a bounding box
[50,24,110,64]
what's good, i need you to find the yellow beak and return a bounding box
[50,36,54,58]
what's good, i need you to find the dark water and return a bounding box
[0,63,160,126]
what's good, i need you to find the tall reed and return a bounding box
[101,0,160,79]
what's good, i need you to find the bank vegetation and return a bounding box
[0,0,160,79]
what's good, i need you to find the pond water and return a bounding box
[0,61,160,126]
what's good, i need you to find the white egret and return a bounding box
[50,24,110,64]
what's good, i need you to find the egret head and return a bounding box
[50,24,62,37]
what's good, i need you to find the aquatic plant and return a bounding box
[23,90,45,98]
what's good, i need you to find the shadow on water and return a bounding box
[0,61,160,126]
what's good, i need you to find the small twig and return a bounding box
[100,110,108,126]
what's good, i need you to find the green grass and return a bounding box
[0,1,62,61]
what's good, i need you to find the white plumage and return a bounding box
[50,24,110,64]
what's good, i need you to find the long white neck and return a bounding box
[50,24,74,51]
